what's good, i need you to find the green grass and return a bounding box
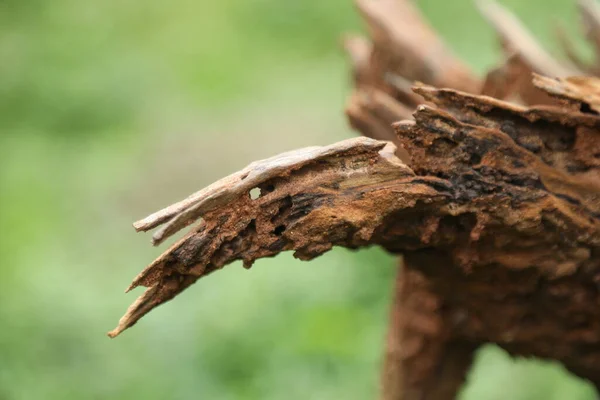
[0,0,598,399]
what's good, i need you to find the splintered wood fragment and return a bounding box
[579,0,600,53]
[114,80,600,349]
[480,53,525,100]
[384,73,425,107]
[476,0,578,78]
[413,83,600,182]
[555,24,593,73]
[135,138,388,244]
[111,137,435,337]
[345,97,399,142]
[533,73,600,113]
[398,104,600,217]
[345,89,412,160]
[413,83,600,127]
[354,0,479,93]
[341,33,373,87]
[336,0,600,397]
[116,0,600,393]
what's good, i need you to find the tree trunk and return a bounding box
[381,263,477,400]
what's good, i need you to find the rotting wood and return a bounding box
[113,1,600,399]
[112,77,600,386]
[339,1,600,397]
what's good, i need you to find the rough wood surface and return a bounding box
[113,1,600,399]
[533,74,600,112]
[114,77,600,395]
[114,74,600,367]
[354,0,479,93]
[580,0,600,66]
[381,264,478,400]
[340,2,600,397]
[110,137,423,337]
[476,0,578,78]
[476,0,582,106]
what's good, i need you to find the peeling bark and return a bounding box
[114,78,600,395]
[111,137,432,337]
[113,76,600,375]
[113,1,600,399]
[340,2,600,397]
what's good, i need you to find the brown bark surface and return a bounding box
[112,1,600,399]
[112,76,600,383]
[342,1,600,398]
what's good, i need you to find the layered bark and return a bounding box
[112,74,600,379]
[341,1,600,398]
[112,1,600,399]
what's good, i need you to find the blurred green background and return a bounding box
[1,0,599,399]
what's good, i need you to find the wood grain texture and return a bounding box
[113,1,600,399]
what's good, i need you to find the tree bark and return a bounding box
[111,76,600,396]
[343,1,600,397]
[111,1,600,399]
[111,76,600,379]
[382,263,477,400]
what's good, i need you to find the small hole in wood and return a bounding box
[250,187,261,200]
[240,173,249,181]
[469,153,482,165]
[580,102,599,115]
[273,225,286,235]
[262,184,275,194]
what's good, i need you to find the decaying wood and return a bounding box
[476,0,578,78]
[114,75,600,391]
[340,1,600,398]
[113,1,600,399]
[555,0,600,76]
[111,137,421,337]
[112,72,600,361]
[477,0,585,106]
[580,0,600,65]
[381,263,478,400]
[354,0,479,93]
[533,73,600,112]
